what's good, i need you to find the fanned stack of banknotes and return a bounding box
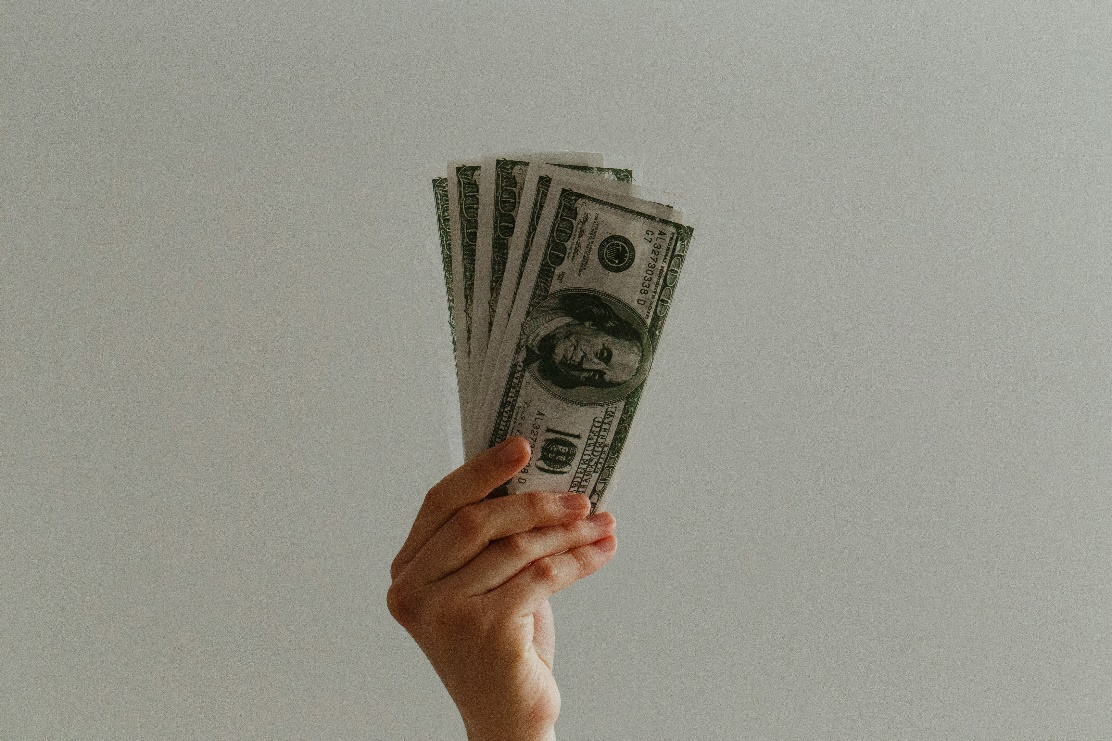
[432,152,693,510]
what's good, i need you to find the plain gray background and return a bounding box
[3,1,1110,739]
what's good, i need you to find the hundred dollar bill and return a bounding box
[431,177,467,434]
[473,152,604,356]
[471,154,604,379]
[467,153,602,430]
[477,175,692,508]
[442,156,606,447]
[466,164,637,460]
[446,161,482,395]
[477,165,636,410]
[468,158,632,454]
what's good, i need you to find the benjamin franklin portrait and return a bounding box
[521,290,651,404]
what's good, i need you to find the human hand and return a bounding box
[387,437,617,741]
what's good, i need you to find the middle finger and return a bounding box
[441,511,617,596]
[402,490,592,585]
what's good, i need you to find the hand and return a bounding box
[387,437,617,741]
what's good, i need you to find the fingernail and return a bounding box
[594,536,617,553]
[560,493,587,512]
[587,511,615,527]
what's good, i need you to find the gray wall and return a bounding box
[3,1,1109,738]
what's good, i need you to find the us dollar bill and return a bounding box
[471,153,605,378]
[478,174,692,508]
[431,178,456,345]
[431,178,468,431]
[467,160,634,457]
[478,165,636,407]
[468,153,603,431]
[467,164,637,460]
[445,160,484,403]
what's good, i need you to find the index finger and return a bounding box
[390,437,531,580]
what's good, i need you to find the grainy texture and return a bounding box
[2,1,1110,739]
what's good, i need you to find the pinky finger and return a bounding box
[490,535,617,615]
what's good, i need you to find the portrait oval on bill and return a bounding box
[520,289,653,405]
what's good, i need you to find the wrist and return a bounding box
[466,724,556,741]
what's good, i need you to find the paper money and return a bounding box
[469,164,636,459]
[480,162,634,375]
[431,153,692,510]
[480,175,691,508]
[471,153,604,368]
[467,153,606,437]
[431,176,466,431]
[446,161,481,380]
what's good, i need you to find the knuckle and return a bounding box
[388,554,405,581]
[389,582,473,634]
[452,505,486,542]
[422,481,445,509]
[571,545,596,571]
[386,582,416,626]
[533,557,561,585]
[526,490,554,519]
[502,532,532,560]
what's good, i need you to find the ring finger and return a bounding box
[443,510,616,596]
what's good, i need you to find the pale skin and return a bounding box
[387,436,618,741]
